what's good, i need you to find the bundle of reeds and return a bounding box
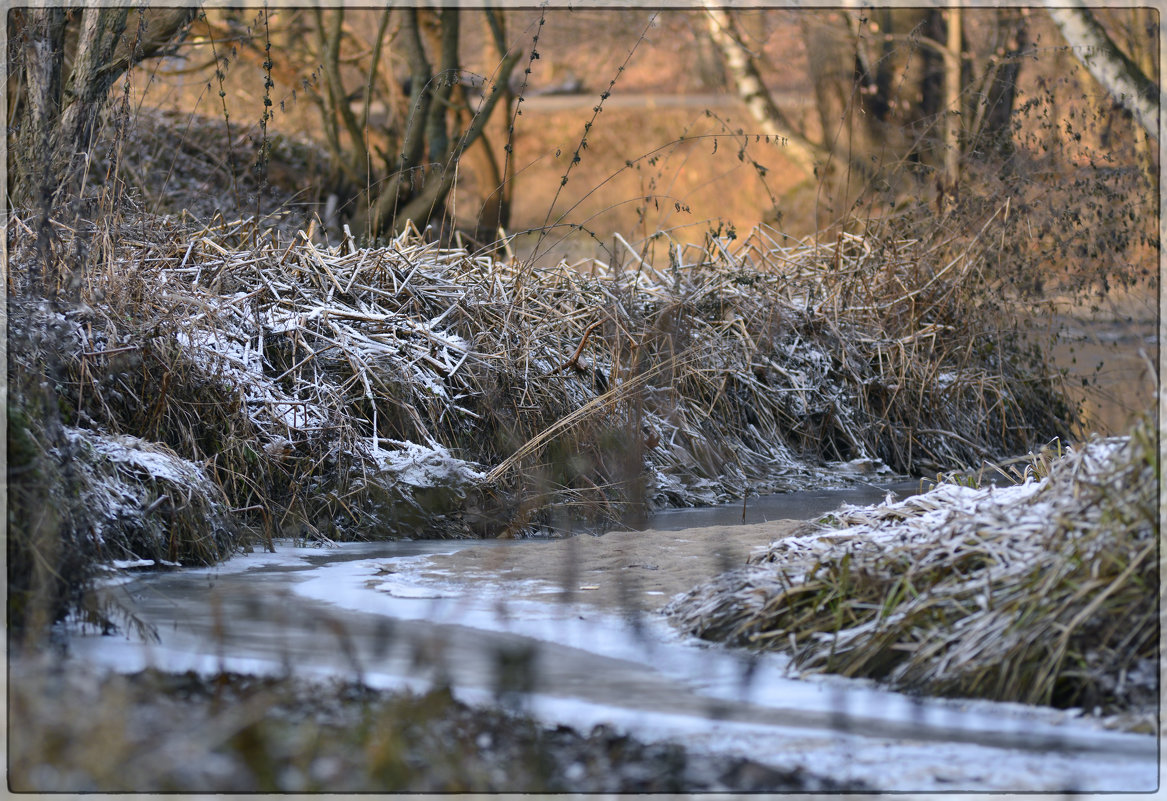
[8,209,1072,545]
[666,411,1157,713]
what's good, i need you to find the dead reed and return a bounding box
[8,208,1071,550]
[667,410,1157,713]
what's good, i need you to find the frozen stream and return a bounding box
[68,485,1157,793]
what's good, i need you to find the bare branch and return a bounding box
[314,8,369,182]
[96,9,197,85]
[378,28,522,235]
[399,8,433,175]
[359,9,393,133]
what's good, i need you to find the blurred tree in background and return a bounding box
[7,6,1157,290]
[7,7,197,294]
[706,5,1158,295]
[194,7,523,241]
[290,7,521,240]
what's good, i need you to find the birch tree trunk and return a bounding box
[702,4,823,174]
[1046,5,1160,140]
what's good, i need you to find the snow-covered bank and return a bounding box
[669,419,1158,716]
[9,213,1077,636]
[10,213,1073,542]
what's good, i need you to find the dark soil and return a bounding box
[10,665,868,793]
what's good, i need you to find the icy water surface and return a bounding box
[644,478,920,529]
[70,487,1157,793]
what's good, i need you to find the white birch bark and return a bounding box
[1046,5,1160,140]
[703,3,823,174]
[942,8,962,189]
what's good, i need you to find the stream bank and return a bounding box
[41,479,1158,793]
[11,661,860,793]
[8,212,1075,640]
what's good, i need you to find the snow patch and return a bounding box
[72,429,216,492]
[364,440,484,488]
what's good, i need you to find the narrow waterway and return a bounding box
[68,485,1157,793]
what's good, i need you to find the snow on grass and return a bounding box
[365,439,485,489]
[12,214,1079,541]
[76,429,218,493]
[668,422,1157,713]
[57,426,236,566]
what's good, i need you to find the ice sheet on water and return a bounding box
[286,546,1154,792]
[109,559,156,570]
[109,558,181,570]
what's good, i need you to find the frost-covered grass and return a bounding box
[58,427,236,564]
[667,411,1158,713]
[6,409,236,639]
[7,210,1074,634]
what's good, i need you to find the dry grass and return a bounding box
[667,410,1158,714]
[8,663,863,793]
[18,213,1069,510]
[7,206,1073,632]
[11,209,1073,529]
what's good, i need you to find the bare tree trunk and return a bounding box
[312,8,371,184]
[1046,4,1159,140]
[59,9,130,174]
[942,8,963,194]
[386,58,519,232]
[474,9,516,239]
[11,7,194,295]
[366,9,521,238]
[398,9,434,180]
[294,8,520,240]
[424,9,460,162]
[972,8,1029,160]
[11,7,196,211]
[17,9,66,292]
[702,4,823,174]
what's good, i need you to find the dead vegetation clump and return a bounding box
[8,209,1072,546]
[6,297,239,637]
[7,205,1076,633]
[666,410,1158,715]
[60,428,237,565]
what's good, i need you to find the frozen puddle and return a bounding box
[72,538,1157,793]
